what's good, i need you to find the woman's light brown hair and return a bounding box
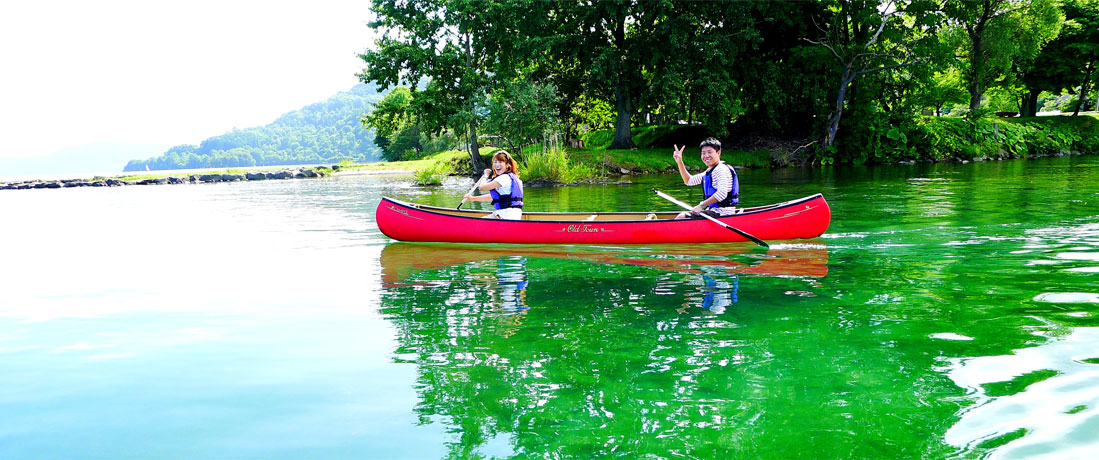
[492,150,520,177]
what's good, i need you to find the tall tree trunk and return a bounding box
[1021,87,1041,117]
[609,80,635,149]
[1072,60,1094,117]
[823,68,855,148]
[463,32,486,173]
[687,90,694,125]
[966,16,989,115]
[967,48,984,115]
[608,7,635,150]
[967,77,983,114]
[468,119,485,173]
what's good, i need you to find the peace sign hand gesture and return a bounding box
[672,144,685,163]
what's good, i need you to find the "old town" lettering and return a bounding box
[558,224,610,233]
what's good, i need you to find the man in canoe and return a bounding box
[463,149,525,219]
[672,137,739,219]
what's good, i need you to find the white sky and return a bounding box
[0,0,375,159]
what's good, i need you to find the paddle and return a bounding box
[457,173,488,210]
[652,188,769,248]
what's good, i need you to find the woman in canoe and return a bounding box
[672,137,739,219]
[464,149,525,220]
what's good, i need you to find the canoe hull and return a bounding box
[375,194,831,244]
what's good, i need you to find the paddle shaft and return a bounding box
[457,174,487,210]
[653,189,769,248]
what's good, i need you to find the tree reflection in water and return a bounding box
[378,243,830,458]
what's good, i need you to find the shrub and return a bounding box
[522,147,597,183]
[1059,97,1080,112]
[581,125,680,150]
[413,161,452,186]
[582,129,616,150]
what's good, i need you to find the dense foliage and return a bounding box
[124,84,383,171]
[829,114,1099,165]
[358,0,1099,165]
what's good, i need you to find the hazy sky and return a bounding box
[0,0,375,159]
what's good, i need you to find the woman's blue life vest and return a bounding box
[489,172,524,210]
[702,162,739,208]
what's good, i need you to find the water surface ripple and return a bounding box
[1,156,1098,459]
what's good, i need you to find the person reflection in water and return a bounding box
[679,267,738,314]
[491,256,529,318]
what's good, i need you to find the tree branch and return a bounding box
[810,14,829,37]
[989,3,1028,21]
[865,0,898,49]
[853,51,901,61]
[805,38,845,62]
[854,58,929,77]
[792,140,818,155]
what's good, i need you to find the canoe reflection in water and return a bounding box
[380,242,827,313]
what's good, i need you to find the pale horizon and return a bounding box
[0,0,375,169]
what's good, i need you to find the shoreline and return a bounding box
[2,148,1092,192]
[0,165,359,191]
[0,157,433,190]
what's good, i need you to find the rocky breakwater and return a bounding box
[0,166,340,191]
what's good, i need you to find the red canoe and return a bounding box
[375,193,831,244]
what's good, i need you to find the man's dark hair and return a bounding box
[700,137,721,151]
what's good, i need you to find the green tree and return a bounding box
[944,0,1063,115]
[919,68,969,116]
[483,79,561,153]
[638,1,756,136]
[566,95,615,143]
[735,1,832,137]
[1018,44,1076,116]
[532,1,645,150]
[1062,0,1099,115]
[358,0,520,172]
[522,2,755,148]
[808,0,931,147]
[1006,0,1097,116]
[362,87,423,161]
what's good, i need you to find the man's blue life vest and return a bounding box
[702,162,739,208]
[489,172,524,210]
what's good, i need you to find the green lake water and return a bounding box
[2,156,1098,459]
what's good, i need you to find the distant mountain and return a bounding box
[124,83,385,172]
[0,141,171,178]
